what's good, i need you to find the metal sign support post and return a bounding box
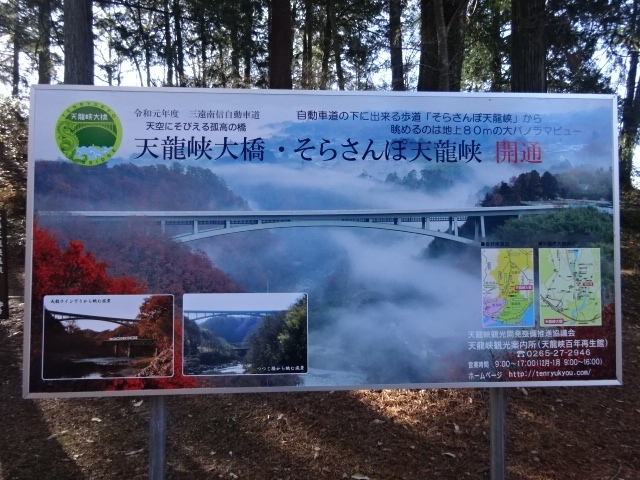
[490,388,506,480]
[149,395,167,480]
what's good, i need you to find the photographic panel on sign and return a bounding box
[182,292,308,377]
[40,294,174,382]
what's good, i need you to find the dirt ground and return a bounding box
[2,199,640,479]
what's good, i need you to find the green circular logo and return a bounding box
[55,101,122,166]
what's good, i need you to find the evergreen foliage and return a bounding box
[244,295,308,374]
[494,206,613,246]
[478,169,612,207]
[494,206,615,291]
[0,96,27,288]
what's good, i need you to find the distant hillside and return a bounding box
[41,221,243,297]
[34,161,251,295]
[34,161,249,211]
[200,315,261,344]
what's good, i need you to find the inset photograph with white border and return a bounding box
[42,294,174,380]
[183,292,308,376]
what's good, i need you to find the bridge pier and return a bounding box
[112,342,133,357]
[447,217,460,236]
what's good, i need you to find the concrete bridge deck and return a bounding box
[37,206,561,246]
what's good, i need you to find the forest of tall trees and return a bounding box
[0,0,639,187]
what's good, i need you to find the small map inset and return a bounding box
[539,248,602,326]
[482,249,535,328]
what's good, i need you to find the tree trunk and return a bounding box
[228,3,241,87]
[198,12,207,87]
[242,0,254,87]
[320,7,332,89]
[433,0,449,90]
[620,51,640,191]
[12,1,20,96]
[327,0,345,90]
[145,42,152,87]
[163,0,173,86]
[389,0,404,91]
[302,0,313,88]
[131,54,143,87]
[173,0,185,86]
[63,0,94,85]
[37,0,53,85]
[230,12,242,88]
[231,44,241,88]
[130,3,152,86]
[510,0,545,93]
[418,0,468,92]
[446,0,467,91]
[488,0,504,92]
[619,0,640,191]
[269,0,293,89]
[418,0,438,91]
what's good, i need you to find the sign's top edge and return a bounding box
[29,84,617,100]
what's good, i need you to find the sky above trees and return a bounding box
[0,0,625,92]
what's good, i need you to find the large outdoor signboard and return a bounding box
[24,86,621,398]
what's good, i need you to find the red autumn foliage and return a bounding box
[31,225,202,393]
[103,377,146,391]
[136,295,173,350]
[29,224,147,392]
[148,317,198,390]
[32,223,146,302]
[105,317,198,391]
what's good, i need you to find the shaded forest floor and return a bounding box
[2,196,640,480]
